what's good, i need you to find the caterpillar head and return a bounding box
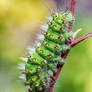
[65,11,74,22]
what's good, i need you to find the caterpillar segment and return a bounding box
[20,11,74,92]
[42,39,70,55]
[27,52,57,72]
[44,29,65,44]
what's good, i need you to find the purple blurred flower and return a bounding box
[54,0,64,4]
[88,0,92,11]
[54,0,70,9]
[54,0,64,7]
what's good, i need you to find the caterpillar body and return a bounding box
[20,11,74,92]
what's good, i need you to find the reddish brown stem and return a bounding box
[48,50,70,92]
[48,32,92,92]
[48,67,63,92]
[70,0,76,15]
[48,0,92,92]
[71,32,92,47]
[48,0,85,92]
[68,0,76,32]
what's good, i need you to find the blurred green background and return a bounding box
[0,0,92,92]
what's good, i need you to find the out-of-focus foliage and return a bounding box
[0,0,92,92]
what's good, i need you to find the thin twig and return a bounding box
[48,50,70,92]
[71,32,92,47]
[48,32,92,92]
[48,0,92,92]
[68,0,76,32]
[70,0,76,15]
[48,0,76,92]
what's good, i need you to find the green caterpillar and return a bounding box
[19,11,74,92]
